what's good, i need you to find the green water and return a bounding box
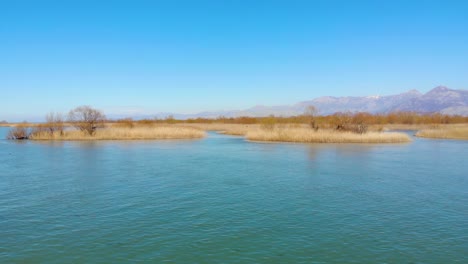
[1,128,467,263]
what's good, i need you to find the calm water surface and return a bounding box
[1,127,467,263]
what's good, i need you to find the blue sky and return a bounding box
[1,0,467,121]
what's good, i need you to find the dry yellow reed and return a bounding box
[179,123,259,136]
[416,127,468,140]
[30,126,205,140]
[246,127,411,143]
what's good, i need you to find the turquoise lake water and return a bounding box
[1,127,467,263]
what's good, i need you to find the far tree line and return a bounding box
[6,105,468,140]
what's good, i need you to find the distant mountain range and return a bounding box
[296,86,468,116]
[112,86,468,119]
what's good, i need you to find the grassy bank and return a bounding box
[30,126,206,140]
[245,127,411,143]
[416,126,468,140]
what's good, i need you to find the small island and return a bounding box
[7,106,205,141]
[416,126,468,140]
[245,128,410,143]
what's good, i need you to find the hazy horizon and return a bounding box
[2,1,468,121]
[2,85,465,122]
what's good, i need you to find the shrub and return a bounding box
[331,112,368,134]
[44,112,64,135]
[260,115,277,130]
[116,118,134,128]
[136,119,156,126]
[165,115,176,124]
[351,113,369,134]
[7,127,30,140]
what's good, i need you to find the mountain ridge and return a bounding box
[109,86,468,119]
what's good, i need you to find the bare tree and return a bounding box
[333,112,353,131]
[332,112,368,134]
[351,112,369,134]
[304,105,319,131]
[68,106,106,136]
[45,112,64,135]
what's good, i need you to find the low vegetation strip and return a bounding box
[29,126,206,140]
[6,105,466,143]
[246,128,411,143]
[182,123,258,136]
[416,127,468,140]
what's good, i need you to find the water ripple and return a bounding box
[0,128,467,263]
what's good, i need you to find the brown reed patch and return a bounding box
[179,123,260,136]
[416,125,468,140]
[245,127,411,143]
[29,126,206,140]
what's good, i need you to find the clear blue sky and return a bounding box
[1,0,467,121]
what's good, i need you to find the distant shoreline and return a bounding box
[4,122,468,142]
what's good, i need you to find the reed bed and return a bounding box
[246,128,411,143]
[377,124,444,131]
[416,127,468,140]
[179,123,260,136]
[30,126,206,140]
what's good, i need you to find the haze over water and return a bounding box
[1,127,467,263]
